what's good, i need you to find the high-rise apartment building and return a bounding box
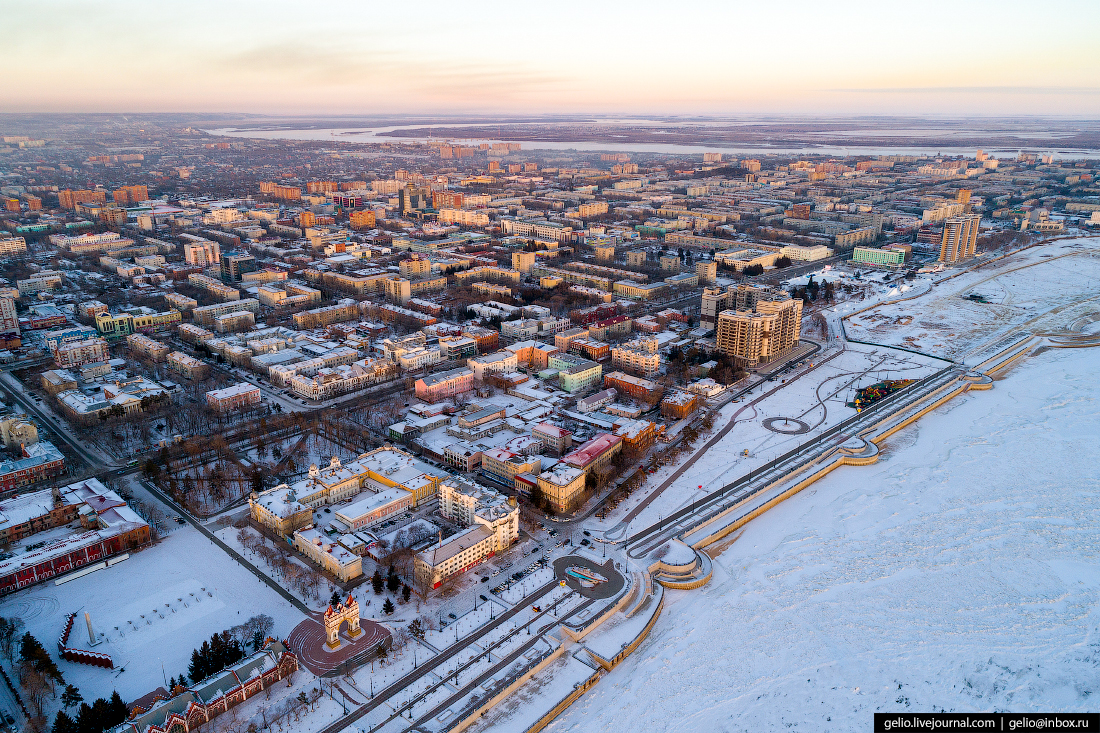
[715,286,802,367]
[58,189,108,209]
[350,210,376,230]
[112,185,149,206]
[939,214,981,263]
[183,239,221,266]
[0,298,18,339]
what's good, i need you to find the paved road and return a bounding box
[0,370,114,469]
[313,577,567,733]
[401,597,595,733]
[623,364,961,557]
[604,341,840,541]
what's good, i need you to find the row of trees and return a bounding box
[237,529,330,603]
[19,631,64,726]
[51,691,128,733]
[186,630,247,685]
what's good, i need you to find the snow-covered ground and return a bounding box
[845,237,1100,359]
[0,526,306,703]
[552,344,1100,731]
[600,344,944,532]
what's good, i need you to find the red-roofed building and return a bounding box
[562,433,622,476]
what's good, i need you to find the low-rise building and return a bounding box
[852,246,905,266]
[126,333,169,362]
[206,383,261,411]
[248,484,312,537]
[292,301,358,330]
[467,351,519,381]
[611,338,661,376]
[555,327,589,352]
[293,527,362,582]
[559,359,602,393]
[54,337,109,369]
[213,310,256,333]
[287,358,396,400]
[480,449,541,489]
[613,280,668,300]
[192,299,260,327]
[569,338,610,362]
[415,479,518,590]
[289,448,447,510]
[188,274,240,301]
[615,419,656,455]
[661,389,700,419]
[397,346,443,371]
[780,244,833,261]
[0,442,65,492]
[535,463,586,513]
[40,369,78,395]
[562,433,622,476]
[532,423,572,456]
[178,323,215,345]
[415,367,474,403]
[604,371,663,403]
[166,351,210,380]
[333,489,414,532]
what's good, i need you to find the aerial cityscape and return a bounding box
[0,2,1099,732]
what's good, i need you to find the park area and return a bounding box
[0,525,306,707]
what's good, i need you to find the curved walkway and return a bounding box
[603,344,845,541]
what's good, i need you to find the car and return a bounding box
[448,613,457,619]
[580,539,590,546]
[583,530,591,536]
[531,605,541,612]
[481,576,490,582]
[175,517,186,525]
[480,594,488,601]
[324,507,331,513]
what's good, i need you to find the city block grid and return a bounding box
[0,117,1096,732]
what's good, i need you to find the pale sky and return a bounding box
[3,0,1099,115]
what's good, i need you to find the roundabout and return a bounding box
[553,555,625,600]
[762,417,811,434]
[288,607,390,676]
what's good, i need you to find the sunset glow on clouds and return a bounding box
[4,0,1099,115]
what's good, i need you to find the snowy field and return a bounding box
[845,237,1100,359]
[553,344,1100,731]
[601,343,944,533]
[0,526,306,703]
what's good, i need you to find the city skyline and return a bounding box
[5,0,1099,115]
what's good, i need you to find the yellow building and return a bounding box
[293,527,362,581]
[535,464,586,513]
[613,280,668,300]
[399,257,432,277]
[512,251,537,273]
[248,485,313,537]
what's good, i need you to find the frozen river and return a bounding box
[550,344,1100,731]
